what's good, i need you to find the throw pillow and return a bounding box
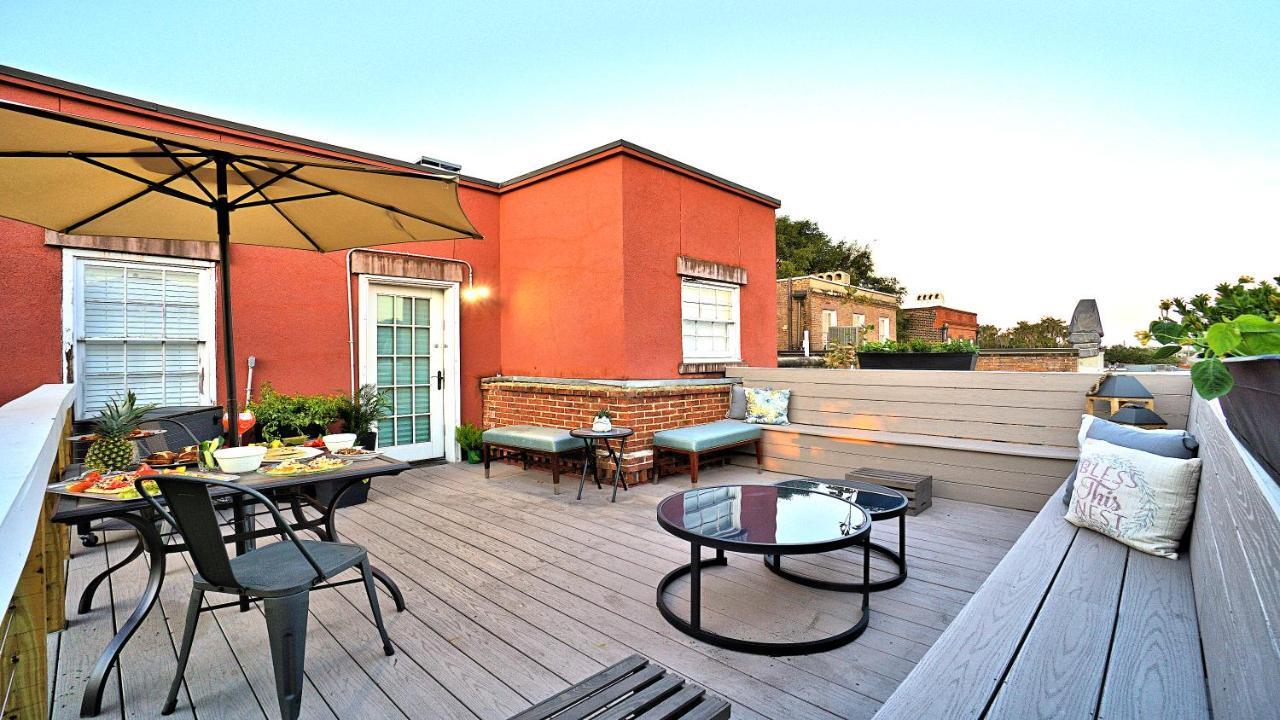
[744,387,790,425]
[725,384,748,420]
[1062,414,1199,507]
[1065,438,1202,559]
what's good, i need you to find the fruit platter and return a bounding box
[49,465,238,502]
[263,456,352,477]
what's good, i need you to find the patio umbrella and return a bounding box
[0,99,481,445]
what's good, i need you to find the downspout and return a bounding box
[346,248,477,396]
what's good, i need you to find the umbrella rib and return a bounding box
[155,140,216,203]
[234,191,337,209]
[237,157,481,238]
[228,162,324,251]
[227,163,305,206]
[73,155,213,207]
[62,156,216,234]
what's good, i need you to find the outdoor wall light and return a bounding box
[462,285,491,302]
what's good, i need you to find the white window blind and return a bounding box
[680,279,740,362]
[74,258,211,415]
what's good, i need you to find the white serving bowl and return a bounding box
[213,446,267,473]
[323,433,358,452]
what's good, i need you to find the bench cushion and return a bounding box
[482,426,578,453]
[653,419,761,452]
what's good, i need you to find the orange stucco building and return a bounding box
[0,65,778,469]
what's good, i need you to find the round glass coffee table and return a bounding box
[768,478,909,591]
[655,484,872,655]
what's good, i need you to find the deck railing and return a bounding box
[0,384,74,720]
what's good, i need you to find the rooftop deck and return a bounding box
[49,461,1033,720]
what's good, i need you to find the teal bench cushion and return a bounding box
[482,426,579,453]
[653,419,762,452]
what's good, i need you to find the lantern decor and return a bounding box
[1085,374,1167,427]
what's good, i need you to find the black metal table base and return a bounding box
[763,514,907,592]
[656,541,872,656]
[576,437,629,502]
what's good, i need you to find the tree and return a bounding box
[978,317,1070,348]
[776,215,904,298]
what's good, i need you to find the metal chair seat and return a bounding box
[196,539,367,597]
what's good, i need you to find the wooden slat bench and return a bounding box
[875,395,1280,719]
[483,426,585,495]
[506,654,730,720]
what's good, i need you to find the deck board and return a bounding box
[49,462,1032,719]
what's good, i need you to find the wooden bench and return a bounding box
[874,395,1280,719]
[652,420,762,485]
[506,654,730,720]
[482,426,584,494]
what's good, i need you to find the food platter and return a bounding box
[69,428,166,443]
[49,467,239,502]
[140,447,201,468]
[331,447,382,461]
[262,457,352,477]
[261,445,322,464]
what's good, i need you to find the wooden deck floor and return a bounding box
[48,462,1034,720]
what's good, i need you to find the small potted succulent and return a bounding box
[454,422,484,463]
[1149,313,1280,482]
[592,408,614,432]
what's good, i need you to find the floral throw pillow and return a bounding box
[1065,438,1202,559]
[744,387,790,425]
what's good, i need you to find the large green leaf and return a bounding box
[1191,358,1234,400]
[1152,344,1181,359]
[1233,314,1280,333]
[1239,332,1280,356]
[1149,320,1185,345]
[1205,322,1242,355]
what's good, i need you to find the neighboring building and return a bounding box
[776,272,899,352]
[0,65,779,474]
[899,292,979,342]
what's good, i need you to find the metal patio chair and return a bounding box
[135,475,394,719]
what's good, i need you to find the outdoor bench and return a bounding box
[483,425,584,494]
[506,653,730,720]
[874,482,1209,719]
[653,419,762,484]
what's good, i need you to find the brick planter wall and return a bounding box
[481,378,731,485]
[977,349,1079,372]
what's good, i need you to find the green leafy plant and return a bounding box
[858,338,977,354]
[1140,276,1280,341]
[595,408,614,420]
[454,422,483,452]
[1148,315,1280,399]
[338,384,392,436]
[247,382,344,441]
[1103,345,1168,366]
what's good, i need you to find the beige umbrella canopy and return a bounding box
[0,99,482,444]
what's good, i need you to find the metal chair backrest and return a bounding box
[136,474,325,592]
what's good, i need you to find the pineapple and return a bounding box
[85,392,155,471]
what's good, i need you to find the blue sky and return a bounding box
[3,1,1277,339]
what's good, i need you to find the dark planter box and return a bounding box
[856,352,978,371]
[313,430,378,508]
[1220,356,1280,484]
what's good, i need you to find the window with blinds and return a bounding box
[72,257,213,416]
[680,279,740,362]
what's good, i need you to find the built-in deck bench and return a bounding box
[874,395,1280,719]
[653,419,762,484]
[483,426,584,494]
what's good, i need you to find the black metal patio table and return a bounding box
[655,484,872,656]
[768,478,910,591]
[571,426,634,502]
[49,456,411,717]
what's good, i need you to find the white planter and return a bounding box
[592,417,613,432]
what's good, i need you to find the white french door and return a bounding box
[362,282,447,461]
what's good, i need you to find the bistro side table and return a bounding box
[571,426,634,502]
[767,478,909,591]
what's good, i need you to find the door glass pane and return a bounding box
[377,358,393,386]
[395,327,412,355]
[414,388,430,414]
[414,329,430,355]
[395,358,412,385]
[398,298,412,325]
[413,419,430,442]
[414,298,430,326]
[377,326,393,355]
[377,295,394,323]
[395,418,413,445]
[414,358,429,384]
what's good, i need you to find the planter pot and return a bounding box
[592,418,613,432]
[1219,355,1280,483]
[356,431,377,451]
[313,477,370,508]
[856,352,978,371]
[466,448,482,464]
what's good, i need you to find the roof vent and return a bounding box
[417,155,462,173]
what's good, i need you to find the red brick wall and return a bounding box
[481,380,730,483]
[977,351,1078,372]
[776,278,897,350]
[901,305,979,342]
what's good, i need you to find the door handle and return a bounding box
[436,370,444,390]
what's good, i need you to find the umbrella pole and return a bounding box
[215,156,241,447]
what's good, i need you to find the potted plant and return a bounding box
[1149,314,1280,482]
[454,422,484,463]
[855,338,979,371]
[247,382,344,441]
[338,384,392,451]
[592,408,614,432]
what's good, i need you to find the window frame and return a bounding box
[62,249,218,420]
[679,278,742,364]
[878,315,892,341]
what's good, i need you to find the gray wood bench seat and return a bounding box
[874,483,1209,720]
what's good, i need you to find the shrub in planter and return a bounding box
[338,384,392,450]
[455,422,484,463]
[1149,313,1280,482]
[856,338,979,370]
[247,382,344,442]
